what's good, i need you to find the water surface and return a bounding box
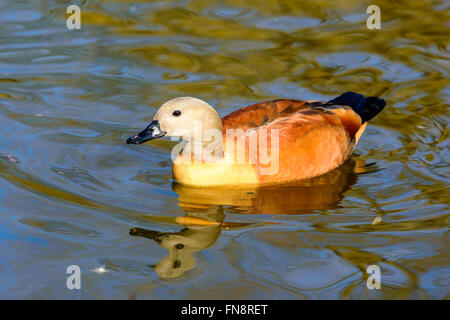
[0,0,448,299]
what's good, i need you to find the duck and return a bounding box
[127,92,385,187]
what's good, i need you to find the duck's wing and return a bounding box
[254,109,356,183]
[222,98,365,139]
[222,99,313,132]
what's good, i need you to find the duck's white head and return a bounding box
[127,97,223,145]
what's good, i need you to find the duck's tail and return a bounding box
[326,92,386,123]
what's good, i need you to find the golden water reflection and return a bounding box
[133,158,367,278]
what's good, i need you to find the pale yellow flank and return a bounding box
[173,153,258,187]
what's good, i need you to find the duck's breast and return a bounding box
[172,154,258,187]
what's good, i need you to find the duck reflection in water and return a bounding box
[130,158,367,278]
[130,206,225,279]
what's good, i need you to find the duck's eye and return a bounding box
[172,110,181,116]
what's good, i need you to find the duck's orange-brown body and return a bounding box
[173,98,370,187]
[221,99,364,185]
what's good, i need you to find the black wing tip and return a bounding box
[327,91,386,123]
[362,96,386,122]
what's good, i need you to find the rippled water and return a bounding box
[0,0,448,299]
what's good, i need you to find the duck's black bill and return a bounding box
[126,120,166,144]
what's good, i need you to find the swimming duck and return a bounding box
[127,92,385,187]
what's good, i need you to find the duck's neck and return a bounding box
[178,126,224,163]
[181,138,223,163]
